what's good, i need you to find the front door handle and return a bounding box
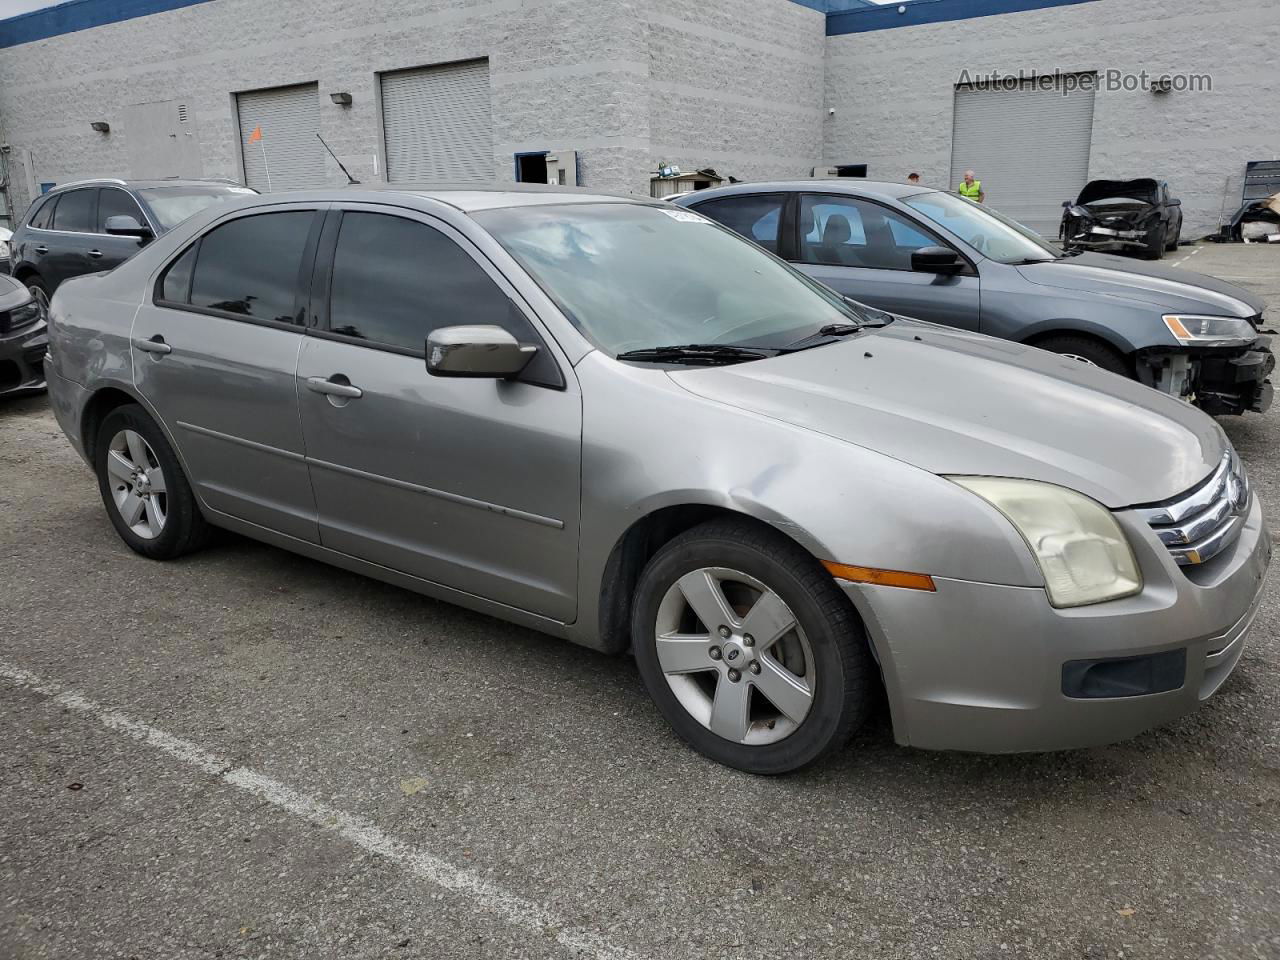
[305,376,363,399]
[134,336,172,355]
[34,244,48,254]
[88,249,104,259]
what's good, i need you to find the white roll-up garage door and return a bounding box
[380,59,493,183]
[236,83,324,192]
[949,75,1096,235]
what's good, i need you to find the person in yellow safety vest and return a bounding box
[958,170,985,203]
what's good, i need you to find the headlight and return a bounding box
[1163,314,1255,347]
[950,477,1142,608]
[0,239,9,259]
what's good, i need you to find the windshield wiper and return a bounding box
[615,344,770,365]
[779,323,865,353]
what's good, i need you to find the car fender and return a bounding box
[566,352,1043,651]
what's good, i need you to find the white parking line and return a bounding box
[1172,247,1204,267]
[1,661,640,960]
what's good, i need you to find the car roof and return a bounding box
[44,178,251,194]
[679,179,934,204]
[204,182,651,214]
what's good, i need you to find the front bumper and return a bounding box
[0,319,47,395]
[840,492,1271,753]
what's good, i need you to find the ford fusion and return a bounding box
[44,188,1270,773]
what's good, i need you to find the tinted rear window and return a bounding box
[187,212,313,323]
[28,195,56,230]
[52,189,95,232]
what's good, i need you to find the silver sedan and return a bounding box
[44,187,1270,773]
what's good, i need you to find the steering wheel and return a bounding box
[969,233,989,254]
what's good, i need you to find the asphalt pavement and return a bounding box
[1,243,1278,960]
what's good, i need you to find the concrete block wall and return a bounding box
[646,0,826,188]
[0,0,824,217]
[823,0,1280,237]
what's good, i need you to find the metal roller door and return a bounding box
[381,59,493,183]
[949,75,1096,235]
[236,83,324,191]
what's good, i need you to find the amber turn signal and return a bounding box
[821,561,936,592]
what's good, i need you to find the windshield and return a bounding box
[902,191,1062,263]
[138,185,257,230]
[473,203,859,356]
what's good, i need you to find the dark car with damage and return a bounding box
[1060,178,1184,259]
[676,181,1271,417]
[7,178,257,311]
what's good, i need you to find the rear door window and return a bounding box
[51,189,95,232]
[185,211,314,323]
[690,194,785,254]
[28,195,57,230]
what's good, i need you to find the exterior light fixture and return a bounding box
[330,92,352,106]
[90,121,110,133]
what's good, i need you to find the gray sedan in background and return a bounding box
[676,182,1273,416]
[45,187,1269,773]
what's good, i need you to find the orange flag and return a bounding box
[247,125,263,143]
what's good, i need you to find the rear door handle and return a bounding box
[134,336,172,355]
[34,244,48,254]
[88,249,103,259]
[306,376,363,399]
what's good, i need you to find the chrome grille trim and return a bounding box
[1138,451,1249,566]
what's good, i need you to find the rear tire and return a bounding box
[94,404,209,560]
[1036,335,1130,377]
[631,518,874,774]
[1165,226,1180,252]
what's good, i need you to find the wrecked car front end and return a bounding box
[1135,314,1274,416]
[1061,179,1173,255]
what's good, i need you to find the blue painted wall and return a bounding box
[827,0,1099,35]
[0,0,215,48]
[0,0,1104,49]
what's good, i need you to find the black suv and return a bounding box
[7,179,257,308]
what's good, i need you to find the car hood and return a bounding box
[670,322,1224,508]
[1016,253,1265,317]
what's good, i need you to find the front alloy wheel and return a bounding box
[632,518,874,774]
[655,567,815,745]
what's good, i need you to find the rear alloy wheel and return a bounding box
[1036,335,1129,378]
[95,404,209,560]
[632,519,873,774]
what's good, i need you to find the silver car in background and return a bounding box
[45,187,1270,773]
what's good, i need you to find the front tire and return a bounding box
[1036,335,1130,378]
[94,404,209,560]
[1145,224,1167,260]
[631,519,874,774]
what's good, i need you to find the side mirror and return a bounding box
[1167,199,1181,207]
[104,214,154,241]
[911,245,965,275]
[426,325,536,379]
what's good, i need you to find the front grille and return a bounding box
[1137,451,1249,566]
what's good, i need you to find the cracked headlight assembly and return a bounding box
[1163,314,1255,347]
[950,477,1142,608]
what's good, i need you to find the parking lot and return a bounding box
[1,242,1278,960]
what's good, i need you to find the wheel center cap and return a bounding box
[135,471,150,494]
[721,639,751,666]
